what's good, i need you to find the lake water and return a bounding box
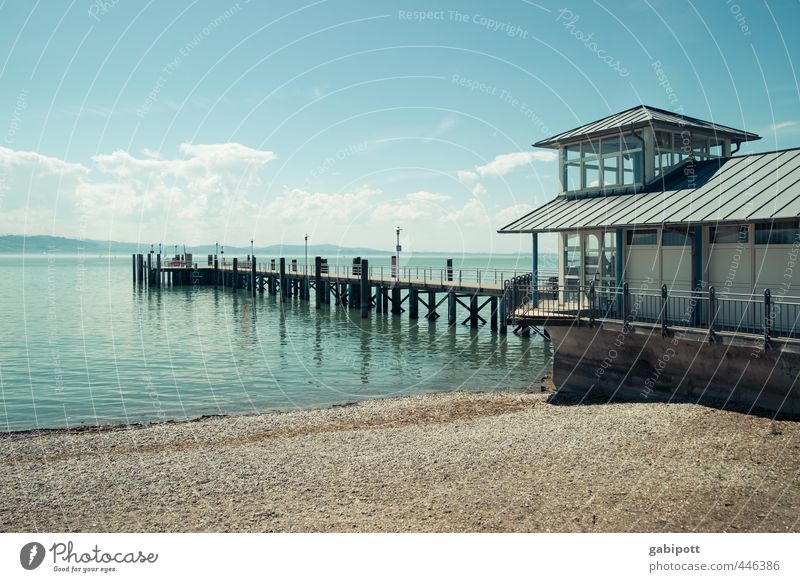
[0,253,553,432]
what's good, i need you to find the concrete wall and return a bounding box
[548,324,800,415]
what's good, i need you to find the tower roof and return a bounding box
[533,104,761,148]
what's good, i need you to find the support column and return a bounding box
[213,257,218,289]
[376,286,383,314]
[469,294,479,327]
[499,295,507,334]
[132,254,136,284]
[137,254,144,285]
[616,228,625,317]
[391,286,401,315]
[315,256,323,308]
[232,258,239,292]
[427,291,437,320]
[531,232,538,307]
[147,253,152,286]
[279,258,286,300]
[251,255,256,297]
[490,297,498,331]
[409,288,418,319]
[360,259,370,318]
[692,225,703,326]
[448,291,456,325]
[156,253,162,289]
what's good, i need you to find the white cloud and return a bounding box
[457,170,478,183]
[0,146,89,176]
[471,183,487,196]
[261,184,379,222]
[406,190,449,202]
[771,121,798,132]
[475,151,556,177]
[371,190,450,223]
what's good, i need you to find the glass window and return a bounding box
[602,155,619,187]
[708,140,723,158]
[564,162,580,191]
[627,229,658,245]
[565,144,581,161]
[565,233,580,277]
[584,159,600,188]
[663,227,691,246]
[755,221,800,245]
[583,140,600,159]
[601,137,620,155]
[603,232,616,248]
[710,225,748,244]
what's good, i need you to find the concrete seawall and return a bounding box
[547,323,800,416]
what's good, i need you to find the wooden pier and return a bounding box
[130,253,540,334]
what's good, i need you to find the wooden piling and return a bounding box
[251,255,256,296]
[232,258,239,291]
[391,286,401,315]
[469,294,479,328]
[490,297,498,331]
[279,258,286,300]
[409,288,418,319]
[156,254,161,289]
[146,253,152,285]
[448,291,456,325]
[499,296,507,334]
[376,286,383,314]
[132,254,136,284]
[360,259,369,318]
[314,257,323,308]
[427,291,437,320]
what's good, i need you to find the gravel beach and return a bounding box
[1,387,798,533]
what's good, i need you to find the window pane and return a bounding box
[627,229,658,245]
[655,130,671,150]
[623,134,643,150]
[566,234,580,249]
[565,144,581,161]
[603,155,619,187]
[584,160,599,188]
[583,140,600,158]
[755,221,800,245]
[623,150,642,184]
[709,140,723,158]
[663,228,690,246]
[601,137,620,155]
[603,232,616,248]
[710,225,748,244]
[565,250,580,276]
[565,162,580,191]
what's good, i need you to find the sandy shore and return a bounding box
[1,386,798,533]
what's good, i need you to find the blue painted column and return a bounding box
[615,228,624,317]
[531,232,539,307]
[692,225,703,326]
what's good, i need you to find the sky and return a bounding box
[0,0,798,254]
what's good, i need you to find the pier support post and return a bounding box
[251,255,256,297]
[409,288,418,319]
[137,254,144,285]
[213,257,218,289]
[376,286,383,314]
[156,254,161,289]
[427,291,437,320]
[391,286,401,315]
[448,291,456,325]
[360,259,370,318]
[490,297,498,331]
[132,254,136,284]
[382,287,388,312]
[499,296,507,334]
[279,258,286,300]
[469,294,479,328]
[315,257,323,308]
[147,253,152,286]
[232,258,239,291]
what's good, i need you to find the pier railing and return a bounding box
[219,259,556,291]
[507,279,800,342]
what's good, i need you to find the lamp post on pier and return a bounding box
[395,226,402,282]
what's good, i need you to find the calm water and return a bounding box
[0,254,552,432]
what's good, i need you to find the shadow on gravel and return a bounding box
[545,390,800,422]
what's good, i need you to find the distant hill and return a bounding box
[0,235,550,259]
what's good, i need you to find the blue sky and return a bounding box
[0,0,798,253]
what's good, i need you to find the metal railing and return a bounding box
[506,279,800,342]
[219,260,557,290]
